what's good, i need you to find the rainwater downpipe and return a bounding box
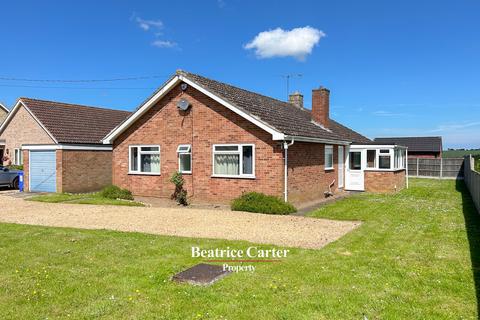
[284,139,295,202]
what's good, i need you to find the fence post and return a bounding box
[417,158,419,177]
[440,157,443,179]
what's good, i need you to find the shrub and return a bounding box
[7,165,23,171]
[170,171,188,206]
[231,192,297,215]
[99,185,134,201]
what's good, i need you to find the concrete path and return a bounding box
[0,195,360,249]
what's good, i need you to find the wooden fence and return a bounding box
[464,155,480,213]
[407,157,464,179]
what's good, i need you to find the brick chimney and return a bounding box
[288,91,304,109]
[312,86,330,128]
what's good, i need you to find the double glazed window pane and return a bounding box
[379,155,391,169]
[242,146,253,175]
[179,153,191,172]
[349,152,361,170]
[141,154,160,173]
[325,147,333,168]
[214,154,240,175]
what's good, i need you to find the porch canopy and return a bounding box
[349,143,408,172]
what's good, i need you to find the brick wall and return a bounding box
[112,84,284,203]
[22,150,29,191]
[60,150,113,193]
[0,105,54,165]
[287,142,342,203]
[364,169,406,193]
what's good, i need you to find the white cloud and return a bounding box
[135,17,163,31]
[151,40,177,48]
[244,26,325,60]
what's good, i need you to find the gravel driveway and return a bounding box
[0,195,360,249]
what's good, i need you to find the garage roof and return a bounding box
[15,98,131,144]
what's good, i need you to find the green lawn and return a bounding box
[0,179,478,319]
[28,193,145,207]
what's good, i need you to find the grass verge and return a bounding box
[27,193,144,207]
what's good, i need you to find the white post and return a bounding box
[440,157,443,179]
[406,148,409,189]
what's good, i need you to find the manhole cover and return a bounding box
[172,263,231,286]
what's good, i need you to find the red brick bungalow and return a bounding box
[103,70,407,204]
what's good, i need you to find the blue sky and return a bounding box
[0,0,479,148]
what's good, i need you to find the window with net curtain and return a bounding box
[213,144,254,177]
[129,146,160,174]
[325,145,333,169]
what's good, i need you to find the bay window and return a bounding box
[129,145,160,174]
[325,145,334,170]
[213,144,254,178]
[177,144,192,174]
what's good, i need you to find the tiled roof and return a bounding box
[373,136,443,152]
[177,70,371,144]
[21,98,131,144]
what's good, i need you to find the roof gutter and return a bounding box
[281,135,350,145]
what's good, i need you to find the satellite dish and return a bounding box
[177,98,190,111]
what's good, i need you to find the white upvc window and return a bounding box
[14,148,23,165]
[378,149,392,170]
[325,145,334,170]
[212,144,255,178]
[177,144,192,174]
[129,145,160,175]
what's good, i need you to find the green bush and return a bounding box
[231,192,297,215]
[170,171,188,205]
[474,155,480,172]
[7,165,23,171]
[99,185,134,201]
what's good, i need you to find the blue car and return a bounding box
[0,166,20,189]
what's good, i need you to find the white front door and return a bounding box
[338,146,344,188]
[345,149,364,191]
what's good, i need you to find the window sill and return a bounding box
[211,175,256,180]
[180,171,192,175]
[324,167,335,171]
[128,172,161,176]
[364,168,405,172]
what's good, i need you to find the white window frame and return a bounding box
[14,148,23,165]
[128,145,161,175]
[177,144,192,174]
[324,145,334,170]
[212,143,255,179]
[377,149,393,170]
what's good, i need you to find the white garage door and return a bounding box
[29,150,56,192]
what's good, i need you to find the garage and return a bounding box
[29,150,56,192]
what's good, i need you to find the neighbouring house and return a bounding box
[0,103,8,124]
[374,136,442,158]
[0,98,130,192]
[103,70,408,204]
[0,103,9,161]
